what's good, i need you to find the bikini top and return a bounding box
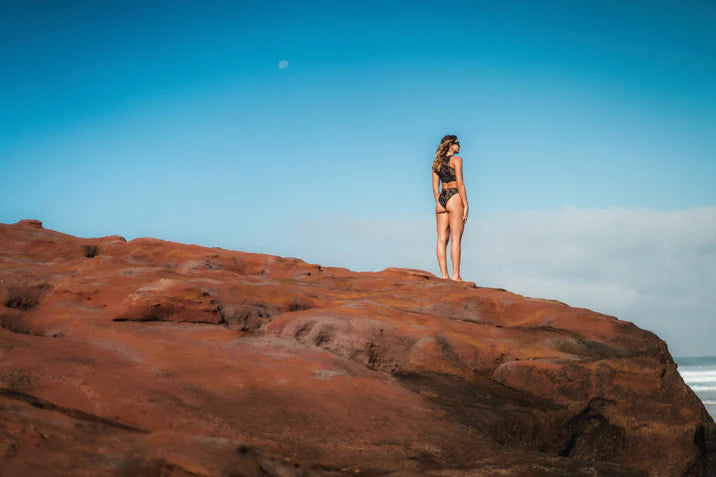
[435,155,457,183]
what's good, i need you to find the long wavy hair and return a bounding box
[432,135,458,172]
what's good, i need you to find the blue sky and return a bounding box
[1,1,715,355]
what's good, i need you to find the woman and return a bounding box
[432,135,468,281]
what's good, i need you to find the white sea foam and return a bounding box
[704,400,716,405]
[679,369,716,394]
[681,377,716,385]
[679,370,716,381]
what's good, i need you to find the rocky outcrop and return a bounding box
[0,219,713,476]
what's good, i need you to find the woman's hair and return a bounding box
[432,135,458,172]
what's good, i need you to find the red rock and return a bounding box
[0,219,713,476]
[115,278,223,324]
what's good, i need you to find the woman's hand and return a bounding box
[463,205,469,222]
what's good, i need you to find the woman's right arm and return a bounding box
[453,156,469,222]
[432,171,441,203]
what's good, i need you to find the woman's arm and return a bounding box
[453,156,469,221]
[432,170,441,203]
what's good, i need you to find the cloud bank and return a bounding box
[291,206,716,357]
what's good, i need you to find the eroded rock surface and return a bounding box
[0,219,713,476]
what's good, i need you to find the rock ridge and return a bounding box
[0,219,714,476]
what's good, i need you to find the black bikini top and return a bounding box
[435,155,457,183]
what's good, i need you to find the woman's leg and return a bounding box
[435,205,450,279]
[446,196,465,281]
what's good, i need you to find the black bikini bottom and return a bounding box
[439,188,459,208]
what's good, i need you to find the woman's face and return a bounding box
[451,140,460,153]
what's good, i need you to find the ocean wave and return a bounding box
[689,385,716,392]
[682,377,716,385]
[678,369,716,376]
[704,400,716,405]
[678,370,716,381]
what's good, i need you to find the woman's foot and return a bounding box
[451,276,463,282]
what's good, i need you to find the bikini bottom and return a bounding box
[438,188,459,208]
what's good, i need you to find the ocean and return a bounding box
[675,355,716,421]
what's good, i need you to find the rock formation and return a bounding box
[0,219,713,476]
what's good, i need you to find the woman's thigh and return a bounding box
[445,192,463,213]
[445,194,464,236]
[436,208,449,240]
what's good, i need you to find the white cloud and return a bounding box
[289,206,716,357]
[278,60,289,69]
